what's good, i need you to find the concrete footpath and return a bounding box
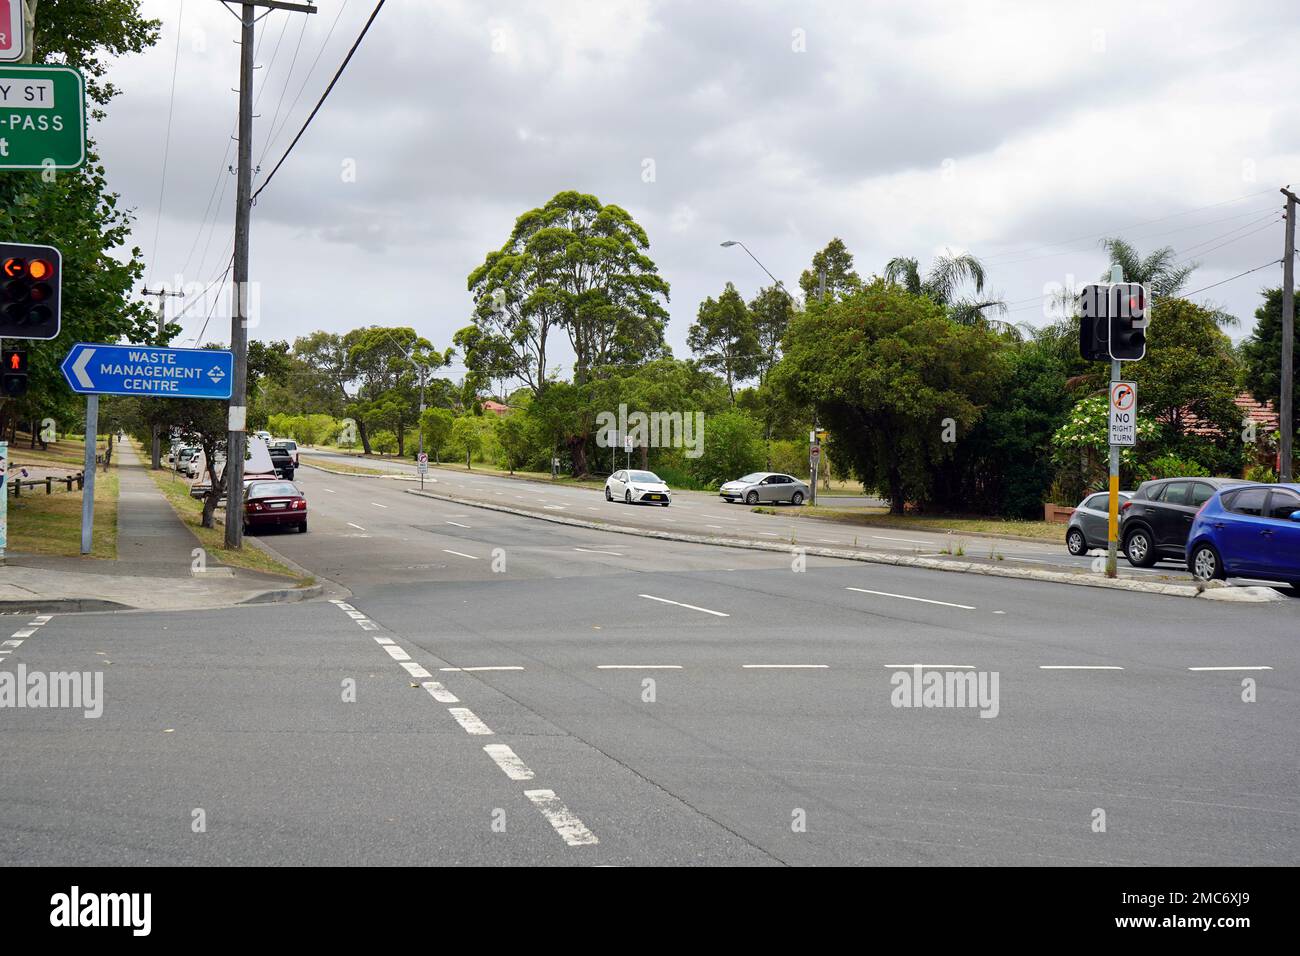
[0,441,324,613]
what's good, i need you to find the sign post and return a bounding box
[1106,378,1137,577]
[417,451,428,490]
[809,429,821,506]
[624,435,633,471]
[80,396,97,555]
[0,65,86,169]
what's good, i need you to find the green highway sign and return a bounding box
[0,65,85,170]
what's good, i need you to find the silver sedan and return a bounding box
[720,472,810,506]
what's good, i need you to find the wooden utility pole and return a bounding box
[221,0,316,548]
[1281,187,1296,481]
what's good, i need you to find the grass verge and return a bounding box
[775,505,1066,542]
[6,470,118,558]
[144,467,312,584]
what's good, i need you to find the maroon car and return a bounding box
[243,480,307,534]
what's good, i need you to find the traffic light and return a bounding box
[1107,282,1148,361]
[0,242,62,340]
[1,348,28,397]
[1078,283,1109,361]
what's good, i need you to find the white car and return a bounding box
[605,469,672,506]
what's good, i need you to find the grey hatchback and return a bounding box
[1065,490,1133,555]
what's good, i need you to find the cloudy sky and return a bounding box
[94,0,1300,377]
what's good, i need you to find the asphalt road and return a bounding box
[301,449,1288,587]
[2,464,1296,866]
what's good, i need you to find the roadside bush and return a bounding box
[1135,453,1210,483]
[371,429,398,455]
[687,409,764,488]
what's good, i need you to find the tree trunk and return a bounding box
[567,434,588,476]
[888,465,905,515]
[358,420,372,455]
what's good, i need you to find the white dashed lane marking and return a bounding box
[439,666,524,672]
[383,645,411,662]
[524,789,599,847]
[400,661,432,679]
[1039,665,1124,670]
[445,520,472,528]
[742,664,829,669]
[442,549,479,560]
[574,547,623,556]
[597,664,683,670]
[483,744,535,781]
[421,681,459,703]
[347,522,366,531]
[1187,666,1273,671]
[448,707,493,735]
[845,587,976,610]
[370,502,388,509]
[638,594,729,617]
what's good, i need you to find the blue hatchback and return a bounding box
[1186,483,1300,588]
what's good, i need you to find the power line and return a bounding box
[257,15,311,167]
[194,255,236,346]
[146,0,186,288]
[252,0,386,203]
[1172,216,1281,265]
[1181,260,1281,298]
[262,0,351,158]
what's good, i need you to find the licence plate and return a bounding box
[270,502,287,509]
[648,494,663,500]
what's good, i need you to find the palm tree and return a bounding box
[883,250,1008,328]
[1098,238,1195,298]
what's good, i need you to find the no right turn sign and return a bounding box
[1109,381,1137,446]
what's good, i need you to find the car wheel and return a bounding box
[1066,527,1087,556]
[242,523,250,535]
[791,491,804,506]
[299,520,308,533]
[1191,543,1225,581]
[745,490,759,505]
[624,490,632,504]
[605,486,612,501]
[1123,528,1157,567]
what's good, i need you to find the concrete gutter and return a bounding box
[404,488,1288,604]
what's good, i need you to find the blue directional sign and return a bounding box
[60,343,233,399]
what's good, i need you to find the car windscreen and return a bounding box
[247,482,299,498]
[628,471,661,483]
[739,473,765,483]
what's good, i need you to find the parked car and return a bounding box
[604,469,671,506]
[175,446,203,478]
[1064,490,1133,555]
[243,480,307,534]
[271,438,300,467]
[1119,477,1251,567]
[720,472,810,506]
[1186,483,1300,588]
[269,446,296,480]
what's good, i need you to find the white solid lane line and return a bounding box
[524,789,599,847]
[742,664,829,669]
[370,502,388,508]
[1039,665,1125,670]
[347,522,366,531]
[442,549,479,560]
[448,707,494,735]
[597,664,683,670]
[845,587,975,610]
[421,681,459,703]
[637,593,730,617]
[1187,666,1273,671]
[871,535,932,545]
[574,547,624,556]
[483,744,535,781]
[446,520,471,528]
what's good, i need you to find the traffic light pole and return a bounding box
[1106,357,1121,579]
[1281,187,1296,482]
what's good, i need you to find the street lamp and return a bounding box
[719,240,795,302]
